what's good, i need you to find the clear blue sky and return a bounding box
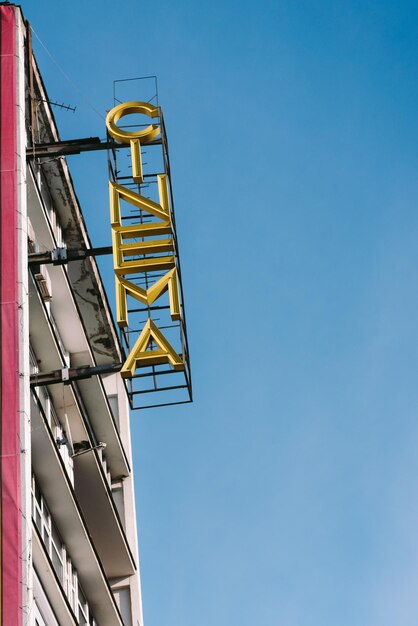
[25,1,418,624]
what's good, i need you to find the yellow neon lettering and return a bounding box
[130,138,143,183]
[109,176,170,225]
[106,101,160,144]
[112,227,174,275]
[110,174,175,275]
[120,319,184,378]
[107,101,185,379]
[116,269,180,328]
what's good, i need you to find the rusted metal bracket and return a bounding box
[28,246,113,266]
[26,136,161,159]
[30,362,122,387]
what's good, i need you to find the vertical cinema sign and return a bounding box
[106,102,185,378]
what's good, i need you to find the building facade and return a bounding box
[0,4,145,624]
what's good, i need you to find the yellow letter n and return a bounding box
[110,175,175,275]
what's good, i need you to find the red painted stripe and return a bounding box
[0,6,21,624]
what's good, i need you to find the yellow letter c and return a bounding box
[106,101,160,143]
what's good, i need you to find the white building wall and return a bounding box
[15,12,33,624]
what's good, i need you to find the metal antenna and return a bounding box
[36,98,76,113]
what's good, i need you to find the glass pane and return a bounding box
[51,520,62,553]
[41,520,49,546]
[51,546,63,582]
[35,508,42,533]
[78,581,87,606]
[34,480,42,505]
[78,605,88,625]
[78,582,88,624]
[50,402,60,428]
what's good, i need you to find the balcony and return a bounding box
[31,391,129,625]
[30,268,130,479]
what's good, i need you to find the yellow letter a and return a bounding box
[120,319,184,378]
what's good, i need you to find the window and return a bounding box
[29,343,39,374]
[107,394,120,429]
[50,518,64,582]
[78,581,89,625]
[97,446,112,488]
[31,378,74,485]
[32,478,64,584]
[32,476,96,624]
